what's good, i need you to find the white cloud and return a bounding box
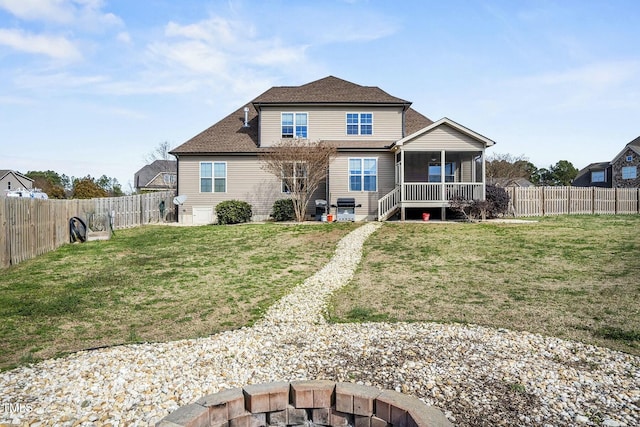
[0,0,75,23]
[497,60,640,113]
[116,31,131,44]
[0,0,123,28]
[145,15,311,94]
[165,17,240,44]
[0,95,36,105]
[14,71,108,89]
[0,28,82,60]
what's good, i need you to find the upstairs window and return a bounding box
[346,113,373,135]
[591,170,605,183]
[282,113,307,138]
[626,155,633,162]
[7,181,11,190]
[349,158,377,191]
[622,166,637,180]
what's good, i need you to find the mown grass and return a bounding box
[328,215,640,355]
[0,222,359,370]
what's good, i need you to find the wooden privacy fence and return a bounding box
[0,191,175,268]
[505,187,640,217]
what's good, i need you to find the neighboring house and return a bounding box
[170,76,496,224]
[0,170,33,194]
[611,136,640,188]
[572,162,613,188]
[572,136,640,189]
[134,160,177,192]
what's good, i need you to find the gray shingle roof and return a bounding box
[171,76,432,155]
[134,160,177,189]
[252,76,411,105]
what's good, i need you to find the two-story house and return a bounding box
[134,160,177,192]
[572,136,640,189]
[170,76,496,224]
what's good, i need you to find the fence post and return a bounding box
[0,198,7,268]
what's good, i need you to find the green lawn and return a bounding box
[0,222,359,370]
[328,215,640,355]
[2,216,638,371]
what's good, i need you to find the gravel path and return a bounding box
[1,222,638,427]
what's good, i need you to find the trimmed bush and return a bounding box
[215,200,252,225]
[271,199,295,222]
[485,184,510,218]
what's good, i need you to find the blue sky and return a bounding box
[1,0,639,191]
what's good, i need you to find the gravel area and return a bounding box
[1,222,638,427]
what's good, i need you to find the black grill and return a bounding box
[336,198,356,208]
[335,198,357,221]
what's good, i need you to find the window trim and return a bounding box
[200,161,227,193]
[621,166,637,180]
[348,157,378,192]
[281,112,308,139]
[346,112,374,136]
[591,170,606,183]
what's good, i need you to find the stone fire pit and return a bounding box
[156,380,452,427]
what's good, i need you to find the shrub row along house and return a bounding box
[572,136,640,188]
[170,76,496,223]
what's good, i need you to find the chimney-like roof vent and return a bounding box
[243,107,250,127]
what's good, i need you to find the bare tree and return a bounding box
[145,141,173,163]
[260,139,337,222]
[143,141,177,191]
[486,153,537,182]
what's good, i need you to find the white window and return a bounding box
[346,113,373,135]
[200,162,226,192]
[282,113,307,138]
[281,162,307,193]
[349,158,377,191]
[591,170,605,183]
[626,155,633,162]
[621,166,637,180]
[163,174,176,186]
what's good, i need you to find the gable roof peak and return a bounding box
[252,75,411,105]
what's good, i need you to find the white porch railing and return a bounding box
[404,183,441,201]
[445,183,484,200]
[377,186,401,221]
[403,183,483,201]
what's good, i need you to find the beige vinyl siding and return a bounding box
[328,151,394,220]
[259,106,404,146]
[178,155,327,222]
[178,155,281,222]
[406,124,485,151]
